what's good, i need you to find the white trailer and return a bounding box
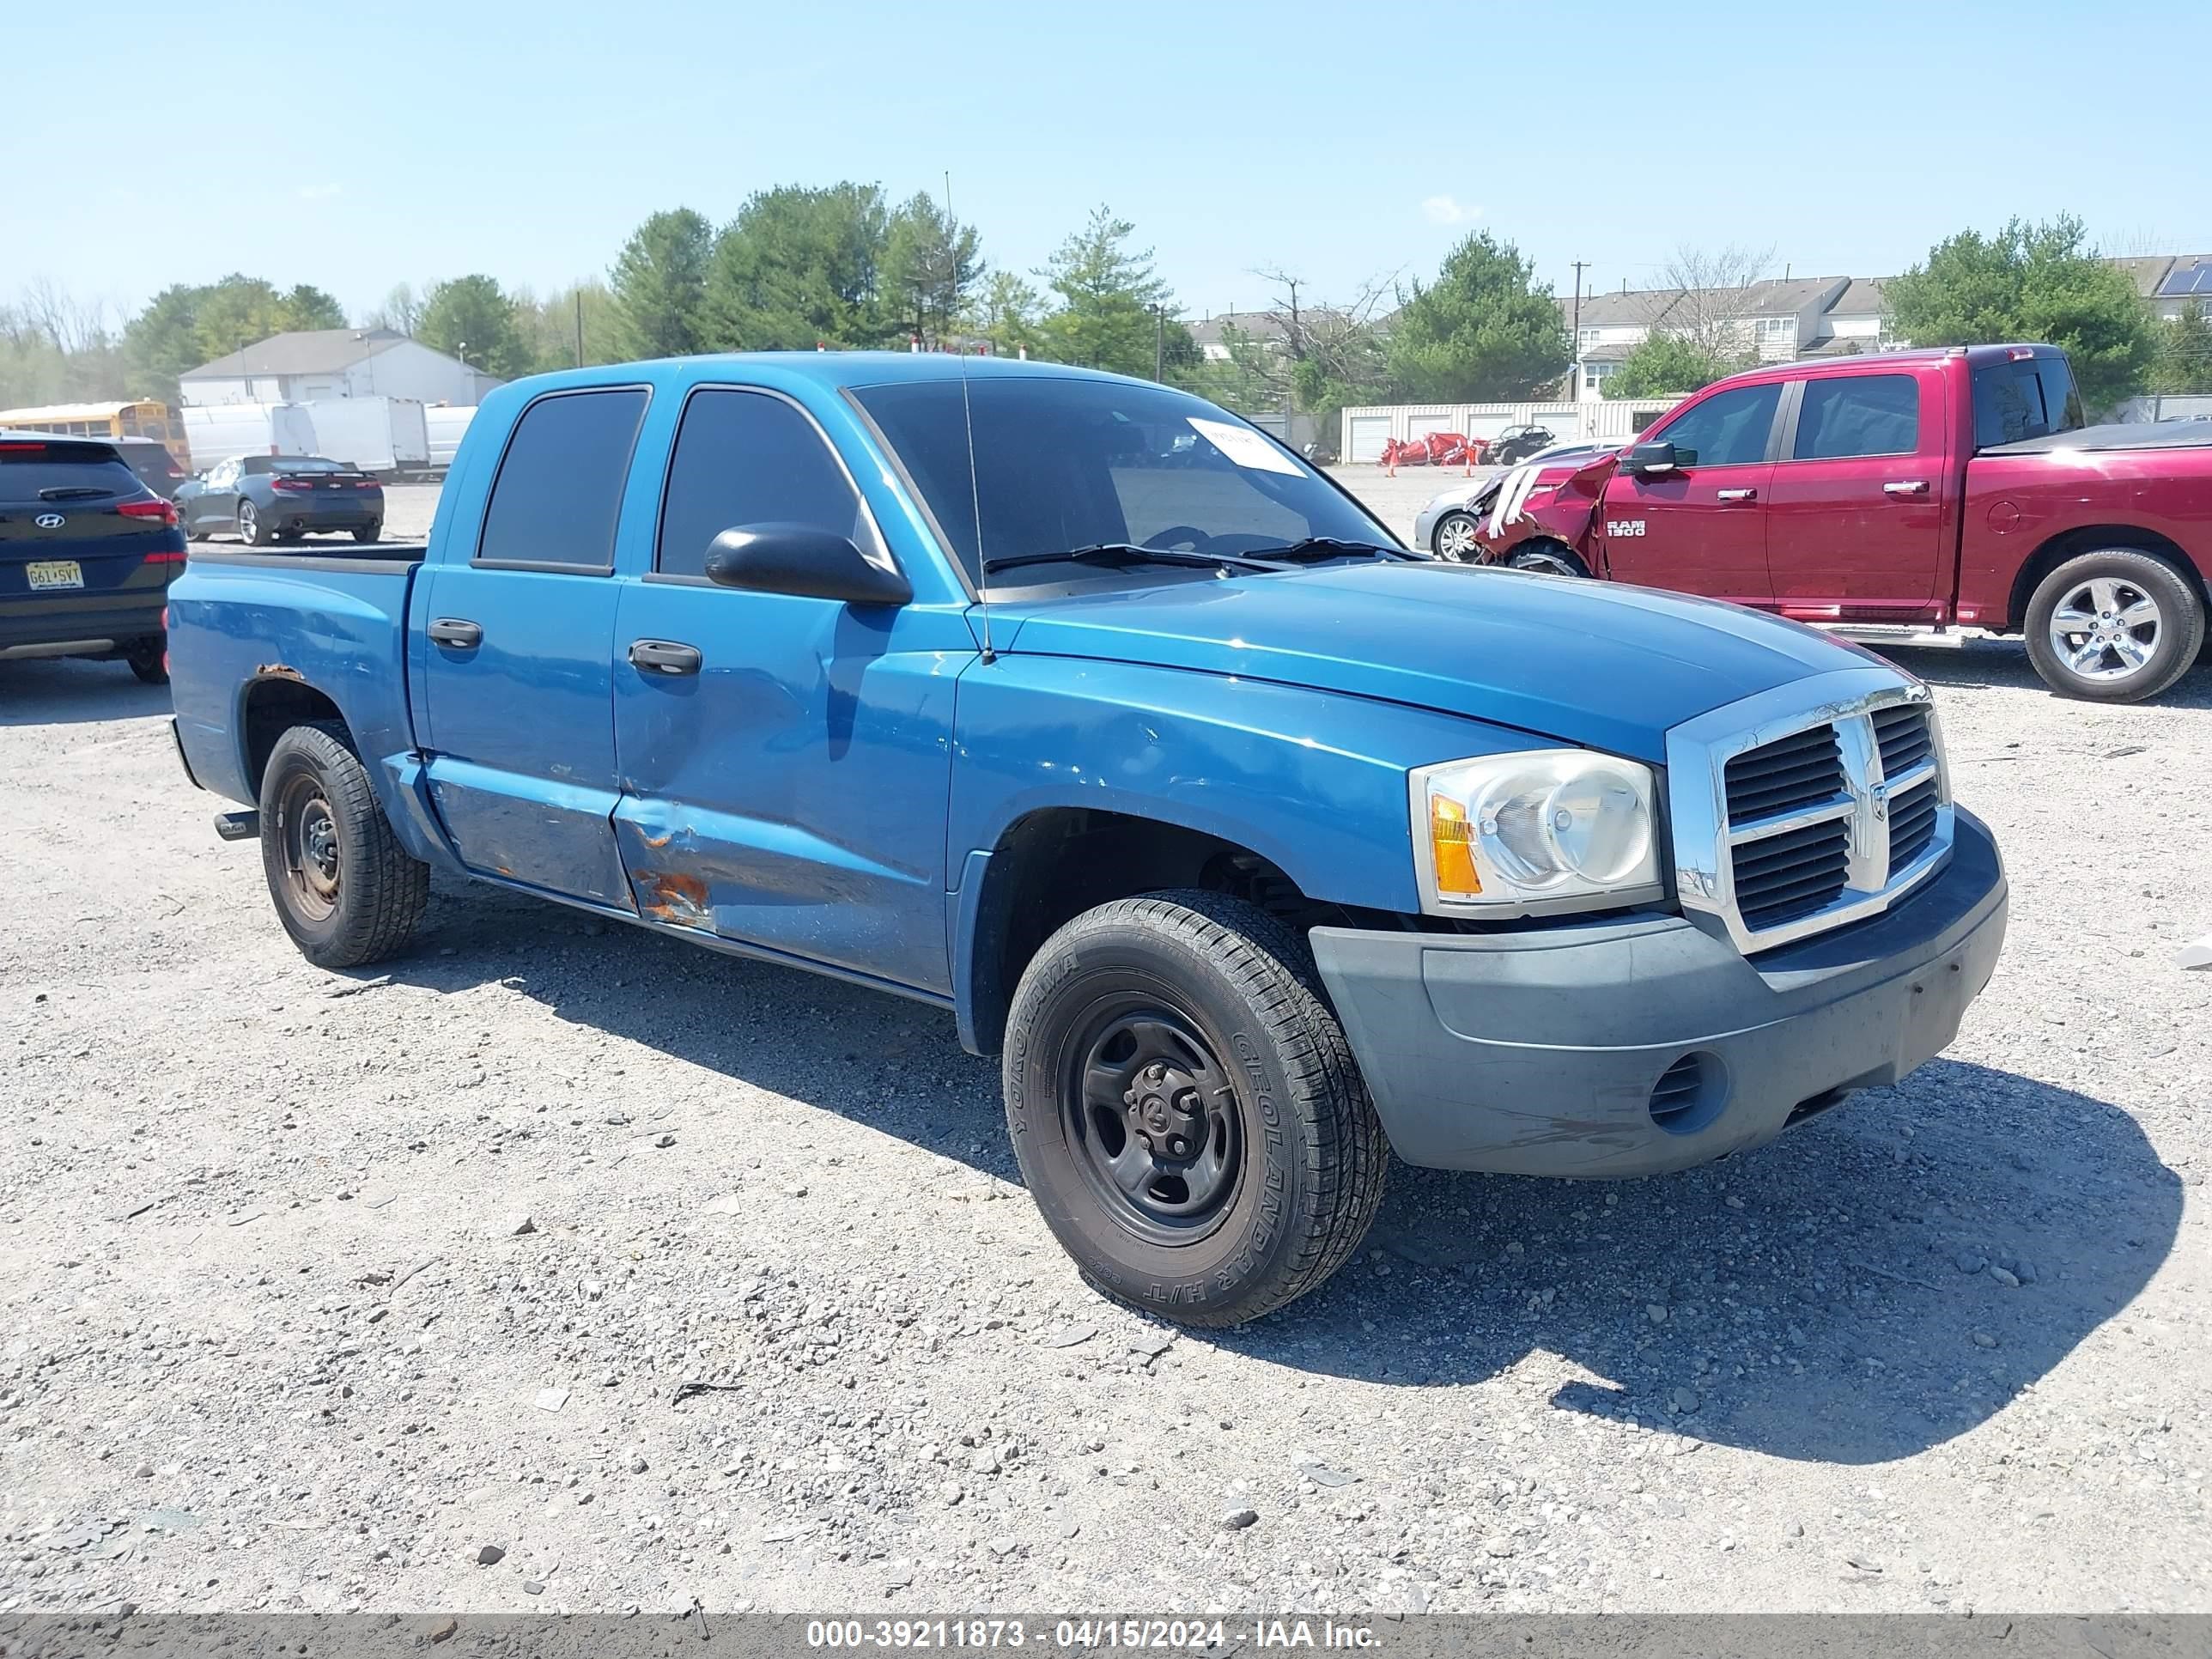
[181,402,319,471]
[423,404,477,473]
[300,397,430,477]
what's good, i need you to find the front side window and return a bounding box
[655,389,872,578]
[850,376,1393,586]
[477,387,648,570]
[1652,382,1783,468]
[1792,374,1921,460]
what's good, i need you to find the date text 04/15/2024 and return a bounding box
[803,1619,1380,1649]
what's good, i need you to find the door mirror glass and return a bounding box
[702,524,912,606]
[1626,441,1679,474]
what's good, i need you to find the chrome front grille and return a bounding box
[1667,670,1954,954]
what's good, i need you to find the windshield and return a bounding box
[849,375,1396,587]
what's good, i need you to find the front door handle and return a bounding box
[629,639,702,676]
[428,617,483,648]
[1717,488,1759,503]
[1883,479,1930,497]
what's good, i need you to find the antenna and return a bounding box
[958,353,994,665]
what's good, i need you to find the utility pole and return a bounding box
[1153,304,1165,382]
[574,291,584,367]
[1571,261,1589,338]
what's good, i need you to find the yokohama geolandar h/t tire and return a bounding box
[258,722,429,969]
[1003,890,1388,1327]
[2024,548,2204,703]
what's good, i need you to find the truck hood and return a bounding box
[992,562,1886,763]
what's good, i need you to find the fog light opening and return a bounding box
[1649,1051,1729,1136]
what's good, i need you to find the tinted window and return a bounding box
[1654,383,1781,467]
[0,442,134,501]
[477,388,647,570]
[656,390,869,578]
[851,377,1391,586]
[1973,356,2087,447]
[1793,374,1920,459]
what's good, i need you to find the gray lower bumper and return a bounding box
[1310,808,2008,1179]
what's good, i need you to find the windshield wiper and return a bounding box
[1242,537,1423,563]
[981,543,1279,578]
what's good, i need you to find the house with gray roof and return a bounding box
[179,327,506,408]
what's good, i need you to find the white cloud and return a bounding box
[1421,194,1479,226]
[296,183,343,202]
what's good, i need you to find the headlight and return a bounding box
[1411,750,1664,917]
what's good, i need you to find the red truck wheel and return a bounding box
[2024,549,2205,703]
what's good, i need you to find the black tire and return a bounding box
[354,521,381,544]
[185,516,210,544]
[1003,890,1387,1328]
[1509,540,1590,579]
[238,501,270,547]
[127,641,167,684]
[275,528,302,544]
[2023,548,2204,703]
[258,721,428,969]
[1431,510,1484,562]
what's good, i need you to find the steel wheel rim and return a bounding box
[279,774,341,921]
[2048,575,2160,682]
[1435,514,1479,561]
[1060,996,1243,1247]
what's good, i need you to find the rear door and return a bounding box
[0,439,179,647]
[1597,380,1783,605]
[1764,368,1949,623]
[416,386,647,906]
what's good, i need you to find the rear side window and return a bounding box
[0,441,136,501]
[477,388,648,570]
[1793,374,1921,459]
[655,390,869,578]
[1972,357,2086,447]
[1654,383,1782,468]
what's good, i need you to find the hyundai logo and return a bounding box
[33,513,64,530]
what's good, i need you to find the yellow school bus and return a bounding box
[0,399,192,469]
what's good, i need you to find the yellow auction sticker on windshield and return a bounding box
[1187,417,1304,476]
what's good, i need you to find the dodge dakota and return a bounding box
[167,355,2008,1324]
[1467,344,2212,702]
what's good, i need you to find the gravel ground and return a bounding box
[3,476,2209,1620]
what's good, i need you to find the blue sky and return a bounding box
[11,1,2205,327]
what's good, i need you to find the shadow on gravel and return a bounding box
[392,878,2180,1469]
[1866,638,2212,708]
[0,657,172,726]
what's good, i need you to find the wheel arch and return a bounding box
[239,673,350,799]
[2005,525,2203,633]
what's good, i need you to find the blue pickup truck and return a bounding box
[167,354,2008,1324]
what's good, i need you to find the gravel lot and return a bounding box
[3,475,2209,1620]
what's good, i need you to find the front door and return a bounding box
[417,386,647,906]
[610,386,968,996]
[1764,370,1950,623]
[1598,379,1783,606]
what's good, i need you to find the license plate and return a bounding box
[26,560,83,591]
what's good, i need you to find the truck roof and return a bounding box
[1700,343,2063,393]
[504,350,1147,400]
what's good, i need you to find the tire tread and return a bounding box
[261,720,428,967]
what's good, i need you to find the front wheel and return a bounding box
[1003,890,1387,1327]
[2023,549,2204,703]
[1509,541,1590,579]
[258,722,429,968]
[1431,510,1483,562]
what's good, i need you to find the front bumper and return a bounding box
[1310,808,2008,1178]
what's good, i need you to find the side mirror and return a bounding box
[702,523,912,606]
[1626,441,1680,475]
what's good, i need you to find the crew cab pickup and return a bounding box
[1469,344,2212,702]
[167,355,2008,1325]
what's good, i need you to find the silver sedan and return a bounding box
[1411,441,1621,559]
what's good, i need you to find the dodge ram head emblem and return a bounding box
[34,513,64,529]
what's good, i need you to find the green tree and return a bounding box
[1036,205,1182,376]
[1384,232,1571,402]
[1602,333,1742,398]
[611,208,714,359]
[418,275,532,380]
[118,275,348,403]
[703,183,889,349]
[516,281,621,373]
[1885,215,2155,411]
[879,193,982,347]
[963,270,1044,360]
[2151,300,2212,395]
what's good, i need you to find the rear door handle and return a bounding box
[428,617,483,648]
[1717,488,1758,503]
[1883,479,1930,497]
[629,639,702,676]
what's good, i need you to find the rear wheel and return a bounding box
[2024,549,2203,703]
[258,721,429,968]
[1431,511,1482,562]
[1003,890,1387,1328]
[127,641,167,684]
[354,521,382,544]
[1509,540,1589,579]
[238,501,270,547]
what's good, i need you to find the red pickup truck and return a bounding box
[1468,343,2212,701]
